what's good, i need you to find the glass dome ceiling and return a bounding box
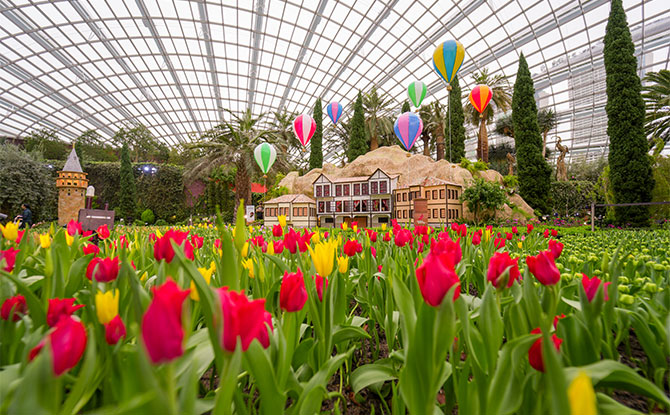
[1,0,668,164]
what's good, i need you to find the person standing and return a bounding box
[18,204,32,229]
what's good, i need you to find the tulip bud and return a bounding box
[619,294,634,305]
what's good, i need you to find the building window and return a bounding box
[354,183,360,195]
[344,201,350,212]
[293,207,299,216]
[361,183,369,195]
[316,186,322,197]
[403,210,407,219]
[409,192,413,201]
[378,217,389,223]
[324,186,330,196]
[433,209,437,218]
[380,181,387,194]
[319,202,325,213]
[440,189,445,199]
[409,209,413,218]
[441,209,446,218]
[362,200,368,212]
[302,207,307,216]
[403,192,407,202]
[455,190,459,199]
[381,199,389,211]
[373,199,380,211]
[354,200,361,212]
[335,185,342,197]
[336,201,342,212]
[371,181,378,194]
[448,210,452,219]
[427,210,431,218]
[343,184,350,196]
[396,193,400,202]
[432,190,437,199]
[455,209,459,218]
[325,218,334,224]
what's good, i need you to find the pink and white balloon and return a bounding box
[394,112,423,152]
[293,114,316,149]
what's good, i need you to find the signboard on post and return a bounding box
[78,209,115,232]
[245,205,255,223]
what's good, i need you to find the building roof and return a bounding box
[264,194,316,204]
[331,176,371,183]
[62,147,83,173]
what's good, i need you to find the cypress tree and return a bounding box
[448,75,466,162]
[119,142,137,221]
[310,98,323,169]
[401,101,410,113]
[512,54,552,214]
[604,0,653,226]
[348,91,367,162]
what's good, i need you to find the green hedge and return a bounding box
[550,181,598,217]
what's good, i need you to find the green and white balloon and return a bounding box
[407,80,427,108]
[254,142,277,175]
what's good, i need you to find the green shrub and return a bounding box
[155,219,168,226]
[141,209,155,224]
[550,181,597,217]
[503,175,518,189]
[133,219,145,226]
[460,178,508,225]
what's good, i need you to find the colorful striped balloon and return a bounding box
[327,101,343,124]
[432,40,465,86]
[293,114,316,148]
[407,81,427,108]
[394,112,423,152]
[254,142,277,175]
[469,84,492,115]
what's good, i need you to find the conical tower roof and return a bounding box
[62,146,83,173]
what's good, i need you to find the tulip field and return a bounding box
[1,210,669,415]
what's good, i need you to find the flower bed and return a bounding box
[0,213,668,414]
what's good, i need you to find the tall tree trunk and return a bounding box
[422,132,431,157]
[435,127,445,160]
[542,130,548,158]
[480,117,489,163]
[234,159,251,215]
[370,131,379,151]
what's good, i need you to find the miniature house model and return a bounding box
[57,147,88,226]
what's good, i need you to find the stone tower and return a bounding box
[57,146,88,226]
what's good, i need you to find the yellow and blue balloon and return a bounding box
[433,40,465,88]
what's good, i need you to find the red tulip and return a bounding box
[323,231,329,239]
[97,224,110,239]
[394,229,412,248]
[415,247,460,307]
[527,224,534,234]
[280,268,307,312]
[272,240,284,254]
[29,316,87,376]
[118,234,129,249]
[553,313,566,328]
[47,298,84,327]
[377,265,383,272]
[141,279,190,364]
[219,287,271,351]
[283,228,299,254]
[272,224,283,237]
[0,247,19,272]
[16,230,24,244]
[105,315,126,345]
[528,328,562,372]
[543,229,550,238]
[450,223,459,233]
[415,225,429,236]
[431,236,462,266]
[82,243,100,256]
[86,257,120,283]
[214,238,221,249]
[548,239,564,259]
[472,230,482,246]
[249,235,265,248]
[371,246,377,258]
[343,240,363,257]
[383,232,392,242]
[191,234,204,249]
[551,229,558,237]
[297,230,313,253]
[451,223,467,237]
[313,274,328,302]
[487,252,520,288]
[366,229,378,242]
[494,237,506,249]
[1,295,27,321]
[486,225,493,233]
[582,274,611,302]
[153,229,194,263]
[67,220,83,236]
[506,232,513,241]
[526,250,560,285]
[512,226,518,234]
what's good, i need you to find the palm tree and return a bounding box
[363,86,394,151]
[494,113,514,138]
[642,69,670,150]
[424,101,448,160]
[464,68,512,162]
[537,108,558,158]
[186,109,289,210]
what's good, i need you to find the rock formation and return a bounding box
[279,145,536,223]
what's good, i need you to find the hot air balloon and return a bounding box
[293,114,316,150]
[432,40,465,90]
[407,81,427,108]
[254,142,277,176]
[469,84,492,115]
[394,112,423,152]
[469,85,493,163]
[327,101,343,124]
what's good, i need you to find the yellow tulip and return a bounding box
[241,242,249,258]
[191,261,216,301]
[95,290,119,325]
[341,222,348,231]
[155,229,163,238]
[0,222,19,241]
[517,241,523,249]
[140,271,148,281]
[311,231,320,244]
[568,371,596,415]
[353,225,358,233]
[242,258,254,279]
[65,232,74,246]
[308,239,337,277]
[381,223,387,231]
[337,256,349,273]
[484,229,492,242]
[267,241,275,255]
[39,233,51,249]
[278,215,286,228]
